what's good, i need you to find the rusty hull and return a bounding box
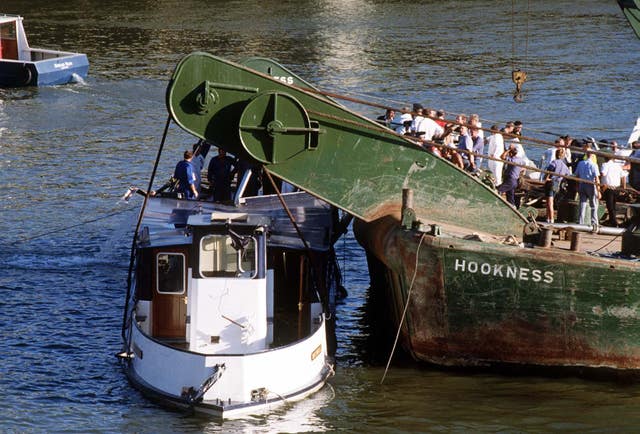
[354,215,640,371]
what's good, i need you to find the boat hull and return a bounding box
[123,316,332,419]
[355,216,640,372]
[0,52,88,86]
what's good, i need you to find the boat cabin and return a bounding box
[0,15,26,61]
[131,203,330,355]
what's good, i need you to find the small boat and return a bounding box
[119,191,340,418]
[118,144,342,416]
[162,52,640,377]
[0,14,89,86]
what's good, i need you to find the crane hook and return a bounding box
[512,69,527,103]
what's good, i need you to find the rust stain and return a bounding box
[361,200,402,223]
[408,318,640,371]
[355,214,640,372]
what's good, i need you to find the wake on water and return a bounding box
[70,73,86,85]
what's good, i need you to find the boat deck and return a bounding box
[545,228,622,255]
[430,218,625,259]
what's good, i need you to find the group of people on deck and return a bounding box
[378,106,640,227]
[544,138,640,227]
[378,106,530,207]
[172,141,261,203]
[172,140,296,203]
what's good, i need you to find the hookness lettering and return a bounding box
[453,258,553,283]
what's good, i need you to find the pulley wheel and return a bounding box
[239,91,313,164]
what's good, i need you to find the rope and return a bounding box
[381,232,426,385]
[511,0,516,71]
[591,233,623,254]
[263,168,311,252]
[313,85,632,153]
[263,168,331,313]
[122,114,172,342]
[525,0,530,63]
[299,85,640,167]
[11,206,135,245]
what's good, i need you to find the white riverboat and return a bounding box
[118,180,340,418]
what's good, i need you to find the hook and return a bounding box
[512,69,527,103]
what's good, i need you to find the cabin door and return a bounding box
[152,249,188,339]
[0,21,18,60]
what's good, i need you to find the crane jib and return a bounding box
[166,52,527,238]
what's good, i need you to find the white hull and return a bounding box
[125,317,331,418]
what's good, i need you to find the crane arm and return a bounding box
[166,52,526,238]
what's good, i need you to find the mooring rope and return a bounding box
[381,232,426,385]
[11,206,136,245]
[123,114,173,341]
[591,232,624,254]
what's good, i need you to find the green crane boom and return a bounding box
[166,52,527,238]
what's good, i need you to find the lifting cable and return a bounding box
[263,168,330,314]
[298,84,640,171]
[381,232,426,385]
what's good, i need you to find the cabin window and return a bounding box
[156,252,185,294]
[199,234,257,278]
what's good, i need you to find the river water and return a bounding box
[1,1,639,432]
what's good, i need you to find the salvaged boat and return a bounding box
[163,52,640,375]
[0,14,89,86]
[119,152,341,415]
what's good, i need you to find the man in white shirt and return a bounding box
[486,125,505,185]
[416,113,444,142]
[601,154,625,226]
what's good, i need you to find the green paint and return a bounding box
[167,52,526,237]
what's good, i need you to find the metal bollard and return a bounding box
[570,231,582,252]
[540,228,553,248]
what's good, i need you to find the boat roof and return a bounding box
[0,14,22,25]
[138,191,335,251]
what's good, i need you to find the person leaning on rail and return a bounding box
[544,147,570,224]
[173,150,199,200]
[497,143,526,208]
[600,153,625,227]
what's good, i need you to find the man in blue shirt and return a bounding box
[457,125,475,172]
[544,147,570,223]
[173,150,198,199]
[575,150,600,226]
[497,144,526,207]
